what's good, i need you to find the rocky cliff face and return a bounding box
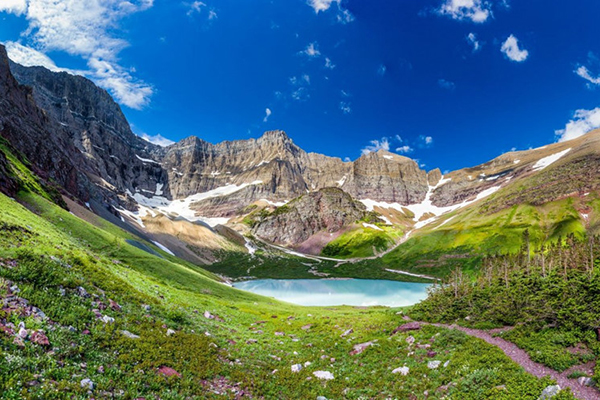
[252,187,368,246]
[9,60,167,205]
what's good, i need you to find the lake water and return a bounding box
[232,279,430,307]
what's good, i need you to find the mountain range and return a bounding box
[1,42,598,277]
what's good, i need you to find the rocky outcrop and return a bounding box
[9,58,167,205]
[252,187,368,246]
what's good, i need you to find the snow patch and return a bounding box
[337,175,347,186]
[135,154,159,164]
[362,222,383,231]
[532,148,571,171]
[129,181,263,227]
[155,183,164,196]
[383,155,394,160]
[259,199,288,207]
[360,176,501,229]
[514,159,520,164]
[244,239,257,255]
[152,241,175,256]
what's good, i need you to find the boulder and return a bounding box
[30,330,50,346]
[291,364,303,373]
[80,378,94,391]
[538,385,561,399]
[157,366,182,378]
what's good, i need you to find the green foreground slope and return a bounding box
[0,190,573,398]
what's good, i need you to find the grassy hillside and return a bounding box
[0,188,574,398]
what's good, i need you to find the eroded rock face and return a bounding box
[252,187,368,246]
[9,58,168,206]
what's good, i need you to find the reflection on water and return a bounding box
[233,279,430,307]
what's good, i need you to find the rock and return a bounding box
[304,361,312,367]
[142,304,151,311]
[539,385,561,399]
[578,377,594,387]
[317,397,328,400]
[166,329,176,336]
[77,286,90,298]
[350,341,376,355]
[121,330,140,339]
[301,324,313,331]
[246,339,258,344]
[392,366,409,375]
[275,332,285,336]
[101,315,115,324]
[391,322,421,335]
[341,328,353,338]
[157,366,181,378]
[109,299,121,312]
[443,360,450,368]
[204,311,213,319]
[17,327,28,339]
[9,285,19,294]
[427,351,437,358]
[80,378,94,391]
[30,330,50,346]
[427,361,441,369]
[291,364,303,373]
[313,371,334,380]
[406,335,415,345]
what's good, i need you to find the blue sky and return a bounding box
[1,0,600,172]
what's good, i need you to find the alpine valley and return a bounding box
[1,39,600,399]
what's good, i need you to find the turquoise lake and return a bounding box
[232,279,431,307]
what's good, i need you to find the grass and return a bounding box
[0,189,576,398]
[321,225,403,259]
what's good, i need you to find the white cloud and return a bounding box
[307,0,354,23]
[556,108,600,142]
[339,101,351,114]
[308,0,339,13]
[466,32,481,52]
[303,42,321,57]
[396,145,413,154]
[139,133,175,147]
[0,0,154,109]
[187,1,205,16]
[438,0,491,23]
[438,79,456,90]
[423,136,433,145]
[263,108,272,122]
[324,57,335,69]
[337,8,354,24]
[5,41,62,71]
[501,34,529,62]
[208,9,217,20]
[377,64,387,76]
[291,87,310,101]
[0,0,27,15]
[361,137,390,155]
[575,66,600,86]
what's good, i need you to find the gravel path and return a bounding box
[431,323,599,400]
